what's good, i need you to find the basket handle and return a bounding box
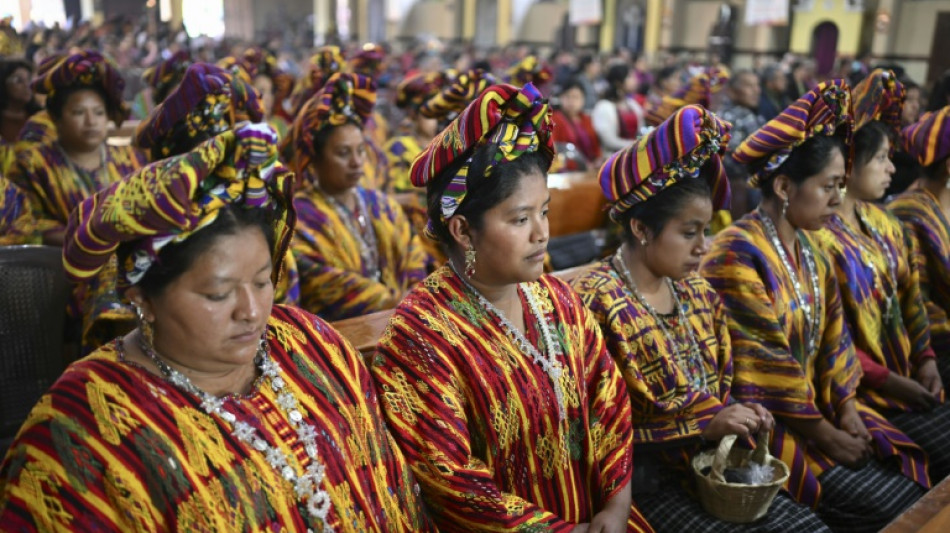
[750,430,773,465]
[709,434,738,482]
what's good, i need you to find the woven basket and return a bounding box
[691,431,790,523]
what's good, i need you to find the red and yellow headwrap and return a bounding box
[851,68,905,135]
[32,50,129,127]
[419,69,496,120]
[64,123,294,294]
[142,50,191,94]
[290,46,346,116]
[505,56,553,88]
[395,71,450,110]
[286,72,377,176]
[350,43,385,77]
[600,104,731,222]
[733,79,853,187]
[646,66,731,126]
[902,106,950,168]
[133,62,264,159]
[410,83,554,239]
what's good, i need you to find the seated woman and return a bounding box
[817,70,950,483]
[289,73,427,321]
[372,82,646,532]
[592,63,646,153]
[0,170,36,245]
[9,50,147,352]
[0,123,435,532]
[702,81,929,533]
[0,58,42,175]
[644,66,731,127]
[383,71,448,193]
[130,50,191,120]
[551,78,602,171]
[573,104,829,532]
[889,105,950,382]
[133,62,300,306]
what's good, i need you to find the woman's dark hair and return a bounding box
[852,120,891,171]
[46,83,117,122]
[120,205,276,299]
[752,134,846,199]
[927,69,950,112]
[426,147,547,253]
[655,66,679,87]
[0,59,42,114]
[923,156,950,182]
[618,176,711,244]
[602,64,629,102]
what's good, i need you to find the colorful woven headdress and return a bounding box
[395,71,450,110]
[286,72,377,176]
[241,46,295,115]
[733,79,853,187]
[851,68,905,135]
[600,104,731,222]
[64,123,295,293]
[133,62,264,159]
[32,50,129,127]
[290,46,346,115]
[419,69,497,120]
[902,106,950,168]
[142,50,191,96]
[646,66,731,126]
[506,56,553,88]
[350,43,385,77]
[410,82,554,239]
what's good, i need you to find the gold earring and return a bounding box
[465,247,476,279]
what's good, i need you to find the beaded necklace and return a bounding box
[323,188,381,281]
[57,142,107,192]
[758,209,822,358]
[449,262,567,419]
[833,206,898,323]
[138,336,334,532]
[611,246,707,392]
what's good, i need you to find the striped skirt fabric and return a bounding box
[635,486,830,533]
[815,461,925,533]
[890,402,950,484]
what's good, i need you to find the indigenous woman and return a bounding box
[644,66,731,127]
[593,63,646,153]
[13,53,59,151]
[0,58,42,174]
[0,170,36,245]
[702,81,929,533]
[372,83,643,532]
[573,104,829,532]
[131,50,191,120]
[289,73,427,321]
[383,71,448,193]
[551,78,602,171]
[349,43,390,153]
[9,50,147,351]
[0,123,435,532]
[889,106,950,382]
[241,47,294,140]
[505,55,553,89]
[816,70,950,483]
[133,62,300,306]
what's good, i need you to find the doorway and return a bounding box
[811,21,839,77]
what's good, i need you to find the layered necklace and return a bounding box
[57,141,107,192]
[323,188,381,281]
[833,206,898,323]
[758,209,822,358]
[138,336,334,532]
[449,262,567,420]
[612,246,708,392]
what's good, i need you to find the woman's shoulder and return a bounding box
[570,260,619,294]
[860,201,905,237]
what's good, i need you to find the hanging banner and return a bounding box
[744,0,789,26]
[570,0,603,26]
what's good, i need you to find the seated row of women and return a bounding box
[1,50,950,532]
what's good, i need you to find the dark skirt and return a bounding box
[890,401,950,483]
[814,461,924,533]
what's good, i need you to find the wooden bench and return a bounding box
[882,475,950,533]
[331,262,599,356]
[548,171,608,238]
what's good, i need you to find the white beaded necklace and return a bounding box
[758,209,822,358]
[449,262,567,419]
[612,246,708,392]
[138,336,334,532]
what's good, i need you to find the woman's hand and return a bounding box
[702,402,772,441]
[822,428,873,468]
[884,372,939,411]
[915,359,944,401]
[571,525,589,533]
[586,501,629,533]
[838,400,872,441]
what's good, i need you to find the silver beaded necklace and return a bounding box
[137,335,334,532]
[449,262,567,419]
[611,246,708,392]
[758,209,822,358]
[323,188,381,282]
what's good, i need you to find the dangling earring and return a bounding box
[640,238,648,246]
[133,303,154,348]
[781,198,789,220]
[465,246,477,279]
